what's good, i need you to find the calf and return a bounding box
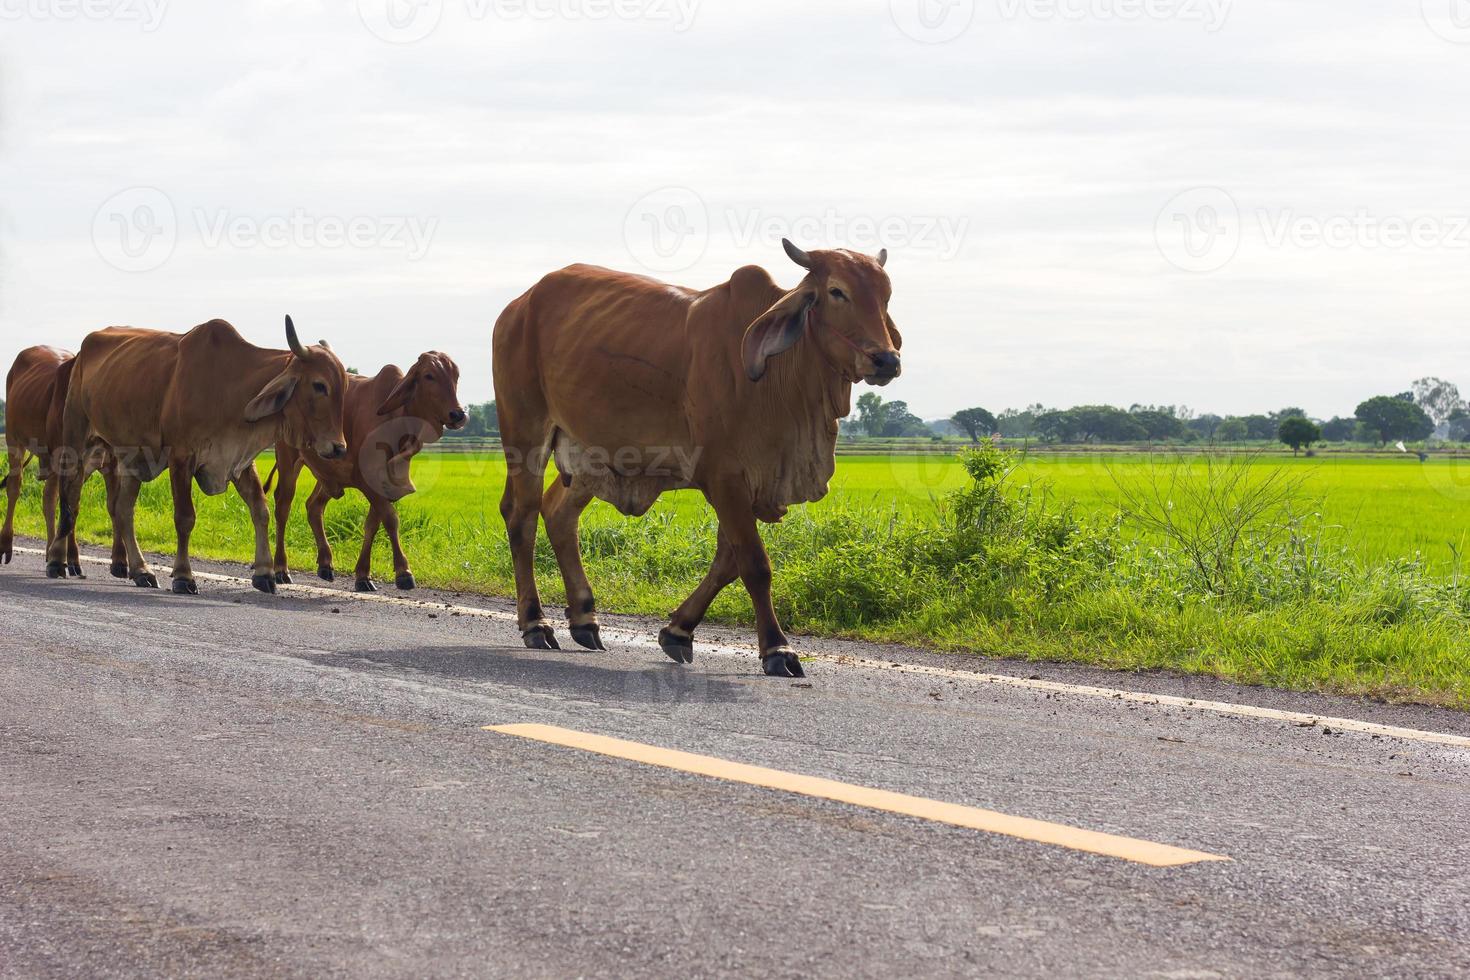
[269,353,466,592]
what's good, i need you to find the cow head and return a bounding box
[375,352,468,432]
[243,316,349,460]
[742,239,902,386]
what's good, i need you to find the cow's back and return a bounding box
[494,264,703,454]
[5,347,71,448]
[69,328,180,453]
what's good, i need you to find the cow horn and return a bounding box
[782,238,812,269]
[876,248,888,268]
[285,315,308,359]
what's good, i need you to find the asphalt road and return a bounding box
[2,537,1469,979]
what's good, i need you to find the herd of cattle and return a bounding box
[1,241,902,677]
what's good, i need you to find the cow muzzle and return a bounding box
[865,350,902,386]
[447,409,468,430]
[319,441,348,460]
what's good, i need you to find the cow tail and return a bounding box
[262,464,279,495]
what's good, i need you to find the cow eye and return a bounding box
[425,374,435,383]
[312,382,328,395]
[829,288,847,301]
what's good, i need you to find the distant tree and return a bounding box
[856,392,890,438]
[880,401,932,438]
[1242,414,1276,440]
[1129,408,1185,441]
[1356,395,1434,446]
[1069,405,1147,443]
[1278,416,1321,455]
[1320,416,1357,442]
[997,405,1043,439]
[1187,414,1223,440]
[950,407,997,443]
[1411,377,1464,428]
[1446,408,1470,443]
[1216,417,1249,442]
[0,397,5,435]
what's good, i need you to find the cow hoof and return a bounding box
[395,572,416,591]
[658,628,694,664]
[133,572,159,590]
[355,579,377,593]
[275,571,292,586]
[67,563,86,579]
[111,562,129,579]
[761,648,806,679]
[571,624,606,652]
[251,574,276,595]
[172,578,199,596]
[46,561,64,580]
[0,544,11,565]
[523,625,560,650]
[318,566,335,583]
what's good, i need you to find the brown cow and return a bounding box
[48,318,348,595]
[267,353,466,592]
[2,347,120,575]
[492,240,902,677]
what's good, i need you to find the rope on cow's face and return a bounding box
[810,304,869,357]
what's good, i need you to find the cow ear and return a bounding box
[742,289,815,382]
[377,374,416,416]
[244,373,299,423]
[885,313,903,351]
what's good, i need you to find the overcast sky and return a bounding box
[2,0,1468,420]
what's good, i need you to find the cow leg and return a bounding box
[659,531,737,665]
[706,483,803,678]
[0,443,23,565]
[103,467,127,578]
[271,453,303,585]
[501,453,557,650]
[375,498,416,591]
[542,479,601,650]
[353,505,382,593]
[232,466,277,594]
[306,485,336,583]
[168,462,199,595]
[41,466,59,553]
[114,474,157,589]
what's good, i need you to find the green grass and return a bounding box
[9,448,1470,709]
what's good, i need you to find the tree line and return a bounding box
[851,375,1470,449]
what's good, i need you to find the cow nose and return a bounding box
[449,410,467,426]
[871,350,901,376]
[327,442,347,459]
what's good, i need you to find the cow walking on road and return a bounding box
[267,352,467,592]
[2,347,120,576]
[48,318,349,595]
[492,241,903,677]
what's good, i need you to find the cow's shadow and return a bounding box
[299,644,759,706]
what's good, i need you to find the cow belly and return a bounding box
[553,435,689,518]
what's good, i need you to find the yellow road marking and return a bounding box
[16,547,1470,751]
[486,723,1230,867]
